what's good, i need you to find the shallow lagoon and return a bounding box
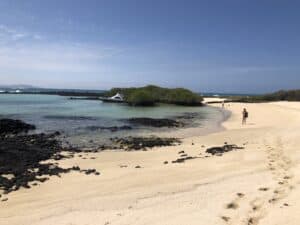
[0,94,227,148]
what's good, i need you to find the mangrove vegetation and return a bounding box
[105,85,203,106]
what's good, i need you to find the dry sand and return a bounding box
[203,97,227,103]
[1,101,300,225]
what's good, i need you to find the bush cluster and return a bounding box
[105,85,203,106]
[237,90,300,103]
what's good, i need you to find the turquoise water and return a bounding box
[0,94,225,148]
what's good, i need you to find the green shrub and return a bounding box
[236,89,300,103]
[104,85,203,106]
[127,89,155,106]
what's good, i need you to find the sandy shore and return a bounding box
[1,100,300,225]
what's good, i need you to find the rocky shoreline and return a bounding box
[0,119,101,197]
[0,119,183,198]
[0,115,236,200]
[122,113,201,128]
[0,119,36,135]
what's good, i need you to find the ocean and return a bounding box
[0,94,228,149]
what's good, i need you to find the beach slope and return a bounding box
[1,101,300,225]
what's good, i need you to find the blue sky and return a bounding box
[0,0,300,93]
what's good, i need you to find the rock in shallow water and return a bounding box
[0,119,36,135]
[85,125,132,132]
[124,117,183,128]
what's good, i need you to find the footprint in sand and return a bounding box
[258,187,269,192]
[247,217,259,225]
[268,197,279,204]
[237,192,245,198]
[242,138,294,224]
[250,198,264,211]
[220,193,246,224]
[226,202,239,210]
[221,138,294,225]
[244,197,268,225]
[273,188,281,194]
[221,216,231,223]
[252,205,260,211]
[224,192,246,211]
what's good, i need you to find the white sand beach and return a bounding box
[1,100,300,225]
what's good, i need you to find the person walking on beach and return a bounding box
[242,108,248,125]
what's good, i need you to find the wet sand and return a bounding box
[1,100,300,225]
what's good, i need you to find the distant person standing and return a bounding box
[242,108,248,125]
[222,101,225,108]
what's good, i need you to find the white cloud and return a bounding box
[12,33,28,40]
[0,42,122,73]
[0,24,42,42]
[0,25,130,90]
[0,24,14,33]
[0,24,124,74]
[33,34,42,40]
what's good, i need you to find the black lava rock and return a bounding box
[206,144,244,155]
[0,119,101,196]
[0,119,36,135]
[85,125,132,132]
[172,156,197,163]
[112,136,181,150]
[125,117,183,128]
